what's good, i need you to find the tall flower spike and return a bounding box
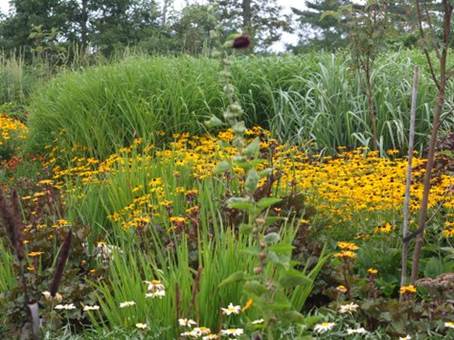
[0,189,24,260]
[49,230,72,297]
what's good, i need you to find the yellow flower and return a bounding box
[334,251,357,260]
[367,268,378,275]
[374,223,393,234]
[386,149,400,156]
[442,227,454,238]
[170,216,186,224]
[336,285,348,293]
[400,285,417,295]
[337,241,359,251]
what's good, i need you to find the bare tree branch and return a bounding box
[415,0,441,90]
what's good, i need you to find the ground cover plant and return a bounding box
[1,2,454,339]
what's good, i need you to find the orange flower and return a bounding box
[242,298,253,312]
[27,251,44,257]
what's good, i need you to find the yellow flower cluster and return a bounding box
[42,128,454,233]
[400,284,417,295]
[334,242,359,260]
[0,114,27,146]
[443,221,454,238]
[374,223,393,234]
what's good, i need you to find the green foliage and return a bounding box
[92,231,257,337]
[28,56,223,158]
[292,0,351,51]
[27,51,454,158]
[212,0,291,51]
[0,242,16,294]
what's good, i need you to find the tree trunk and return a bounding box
[364,59,379,150]
[80,0,88,51]
[242,0,252,35]
[410,0,452,283]
[410,84,446,283]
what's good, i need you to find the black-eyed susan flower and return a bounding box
[337,241,359,251]
[334,251,357,260]
[400,285,417,295]
[367,268,378,276]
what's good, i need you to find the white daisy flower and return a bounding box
[251,318,264,325]
[347,327,368,335]
[339,302,360,314]
[181,327,211,337]
[399,336,411,340]
[202,335,218,340]
[119,301,136,308]
[445,321,454,329]
[144,279,166,298]
[178,318,198,327]
[220,328,244,336]
[54,303,76,310]
[42,290,63,302]
[83,305,100,311]
[314,322,335,334]
[221,303,241,316]
[135,323,147,329]
[145,290,166,299]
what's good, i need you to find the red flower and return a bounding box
[232,35,251,49]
